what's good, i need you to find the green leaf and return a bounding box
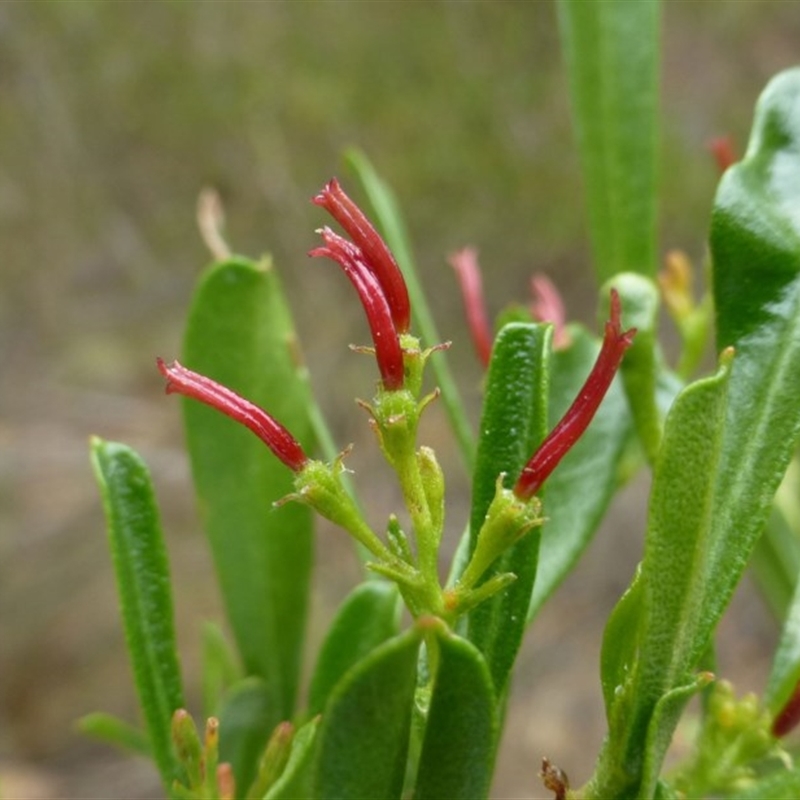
[90,438,184,789]
[313,626,422,800]
[557,0,660,282]
[765,557,800,715]
[77,712,151,759]
[414,625,497,800]
[343,147,475,472]
[600,565,642,718]
[607,273,664,464]
[729,768,800,800]
[217,677,277,797]
[591,352,733,798]
[710,67,800,628]
[639,673,714,800]
[308,581,401,716]
[467,323,550,694]
[528,323,634,621]
[264,717,319,800]
[181,256,314,724]
[752,453,800,620]
[201,621,243,719]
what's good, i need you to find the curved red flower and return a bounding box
[514,289,636,499]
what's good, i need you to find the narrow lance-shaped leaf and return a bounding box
[414,623,498,800]
[313,625,422,800]
[90,438,184,790]
[180,257,314,725]
[467,323,550,694]
[557,0,661,282]
[590,352,733,799]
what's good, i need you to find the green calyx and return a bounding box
[453,477,544,600]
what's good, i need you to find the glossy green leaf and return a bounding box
[344,147,475,472]
[557,0,660,282]
[264,717,319,800]
[592,353,733,798]
[90,438,184,789]
[181,257,313,724]
[77,712,151,759]
[414,624,497,800]
[217,677,277,797]
[313,626,422,800]
[201,621,243,719]
[467,322,550,694]
[710,68,800,632]
[308,581,401,716]
[528,324,634,621]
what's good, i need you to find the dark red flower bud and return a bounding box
[313,178,411,333]
[449,247,493,368]
[309,227,405,391]
[514,289,636,499]
[156,358,308,472]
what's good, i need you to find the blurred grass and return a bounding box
[1,2,798,797]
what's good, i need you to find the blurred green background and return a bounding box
[2,2,797,797]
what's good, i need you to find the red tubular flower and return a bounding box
[312,178,411,333]
[309,227,405,391]
[513,289,636,500]
[448,247,493,368]
[156,358,308,472]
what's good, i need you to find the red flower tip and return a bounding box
[708,136,737,174]
[448,247,493,368]
[309,228,405,391]
[513,289,636,499]
[312,178,411,333]
[156,357,308,472]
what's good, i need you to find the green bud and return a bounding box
[387,515,414,564]
[171,709,203,789]
[246,721,294,800]
[417,446,445,547]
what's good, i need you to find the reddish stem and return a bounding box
[514,289,636,499]
[310,227,405,391]
[313,177,411,333]
[449,247,493,368]
[156,358,308,471]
